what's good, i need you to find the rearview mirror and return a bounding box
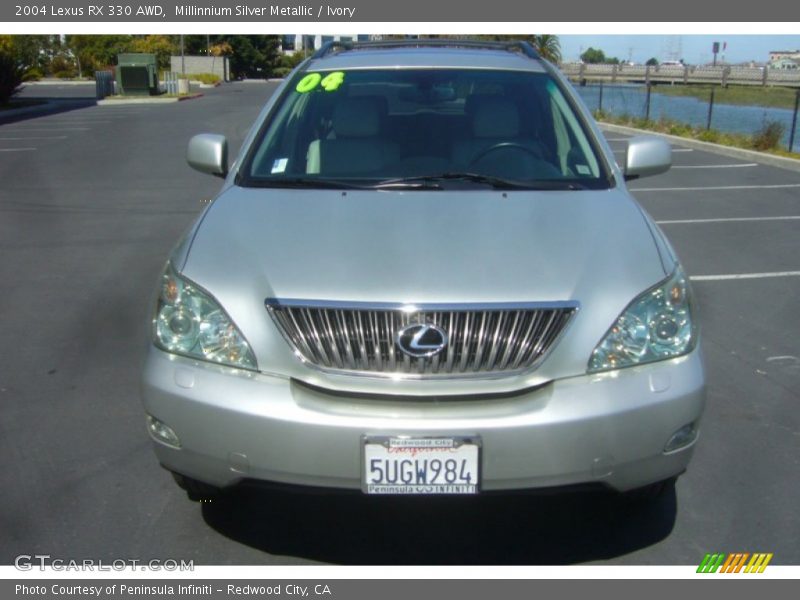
[624,136,671,180]
[187,134,228,178]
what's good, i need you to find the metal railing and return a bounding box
[561,63,800,88]
[579,82,800,152]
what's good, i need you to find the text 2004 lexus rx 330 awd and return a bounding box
[141,41,705,502]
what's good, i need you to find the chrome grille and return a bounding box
[266,300,578,378]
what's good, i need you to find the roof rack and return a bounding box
[311,39,541,61]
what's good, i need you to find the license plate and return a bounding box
[362,436,480,494]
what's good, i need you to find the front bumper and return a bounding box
[141,346,705,493]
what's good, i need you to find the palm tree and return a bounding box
[530,35,562,64]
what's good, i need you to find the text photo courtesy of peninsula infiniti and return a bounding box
[141,40,705,502]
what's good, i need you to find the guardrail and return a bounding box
[560,63,800,87]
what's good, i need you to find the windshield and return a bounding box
[241,68,611,190]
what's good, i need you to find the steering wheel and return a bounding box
[467,142,543,169]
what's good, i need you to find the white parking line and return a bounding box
[672,163,758,169]
[53,113,131,116]
[42,116,117,120]
[631,183,800,192]
[0,128,90,132]
[0,136,68,141]
[613,148,694,154]
[658,216,800,224]
[41,120,113,124]
[691,271,800,281]
[0,147,36,152]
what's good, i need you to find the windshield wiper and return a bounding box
[375,173,587,191]
[247,174,588,192]
[247,177,369,190]
[513,180,589,191]
[371,179,444,190]
[375,172,518,189]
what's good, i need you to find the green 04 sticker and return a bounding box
[296,71,345,93]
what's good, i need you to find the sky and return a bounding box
[558,35,800,65]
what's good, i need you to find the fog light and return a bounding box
[146,415,181,448]
[664,423,698,453]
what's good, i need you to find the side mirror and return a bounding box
[187,134,228,178]
[624,136,671,180]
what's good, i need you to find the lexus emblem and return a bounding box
[396,323,449,358]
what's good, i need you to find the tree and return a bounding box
[66,35,134,75]
[181,35,212,56]
[530,35,562,64]
[471,34,562,63]
[209,42,233,57]
[0,36,26,104]
[212,35,281,78]
[273,51,307,78]
[646,57,659,66]
[129,35,177,70]
[6,35,63,73]
[580,47,623,65]
[580,47,606,64]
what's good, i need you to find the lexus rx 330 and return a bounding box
[141,40,705,502]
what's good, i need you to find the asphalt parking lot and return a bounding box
[0,82,797,566]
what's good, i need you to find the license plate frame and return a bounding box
[362,435,481,495]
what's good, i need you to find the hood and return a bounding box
[180,186,670,390]
[184,187,666,302]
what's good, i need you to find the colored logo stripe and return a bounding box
[721,553,749,573]
[697,553,773,573]
[697,553,725,573]
[745,553,773,573]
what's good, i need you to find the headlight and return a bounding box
[588,266,696,373]
[153,262,257,370]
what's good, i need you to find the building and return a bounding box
[768,50,800,62]
[769,58,799,70]
[280,35,380,55]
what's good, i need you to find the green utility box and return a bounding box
[116,53,159,96]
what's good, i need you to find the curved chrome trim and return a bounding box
[265,298,580,311]
[265,298,580,381]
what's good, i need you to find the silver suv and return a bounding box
[142,40,705,502]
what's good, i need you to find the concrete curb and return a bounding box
[97,93,203,106]
[22,80,95,86]
[599,122,800,174]
[98,97,178,105]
